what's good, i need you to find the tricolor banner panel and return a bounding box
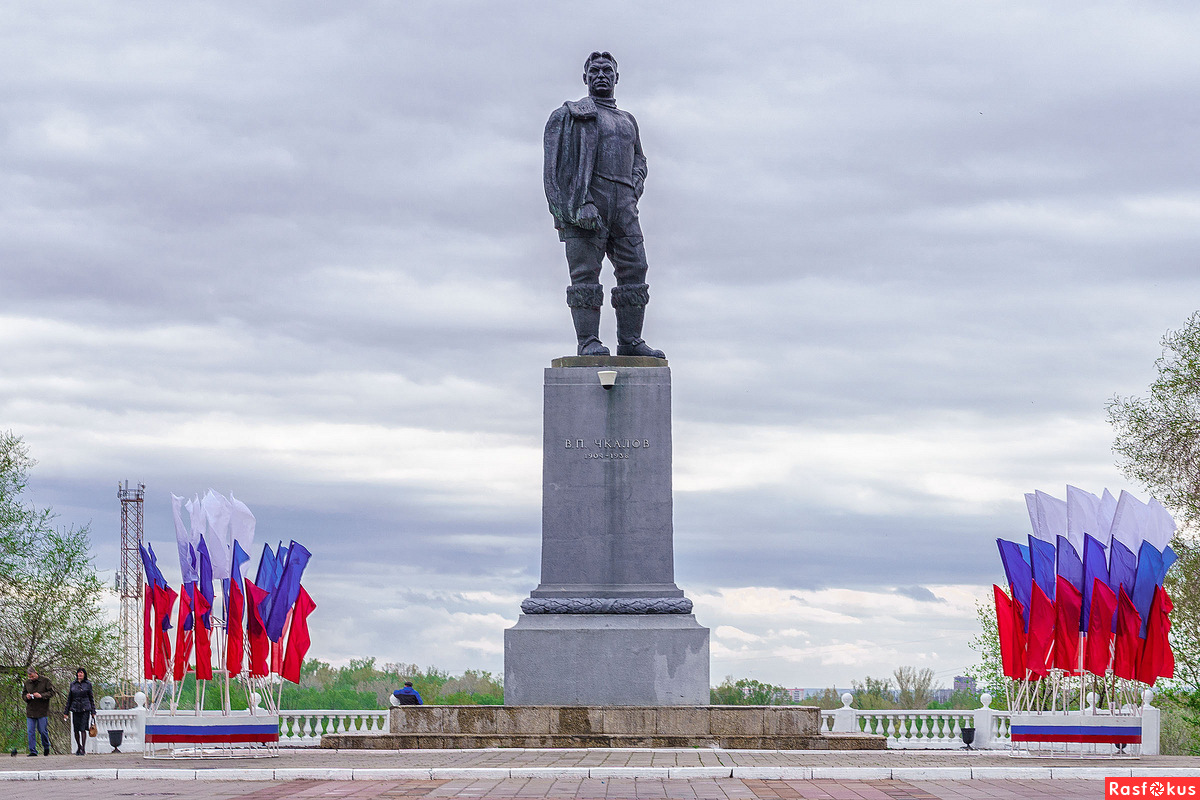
[145,714,280,744]
[1009,713,1142,745]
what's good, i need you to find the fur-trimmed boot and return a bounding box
[566,284,610,356]
[612,283,665,359]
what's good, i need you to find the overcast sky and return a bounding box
[3,1,1199,692]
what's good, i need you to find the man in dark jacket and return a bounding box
[22,668,55,756]
[392,681,423,705]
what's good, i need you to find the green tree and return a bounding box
[1107,311,1200,528]
[0,432,118,752]
[849,676,895,709]
[1107,313,1200,752]
[709,676,792,705]
[808,687,846,709]
[279,658,501,708]
[893,666,938,709]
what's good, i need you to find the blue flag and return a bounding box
[1132,541,1165,637]
[1081,534,1108,633]
[1163,545,1178,576]
[197,535,215,629]
[224,540,252,610]
[1056,535,1083,594]
[1108,538,1138,598]
[139,544,167,589]
[255,542,278,589]
[997,539,1032,630]
[270,543,287,593]
[1028,535,1057,602]
[265,541,312,642]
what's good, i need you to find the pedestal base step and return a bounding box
[320,732,884,750]
[319,706,884,750]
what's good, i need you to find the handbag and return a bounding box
[88,718,98,737]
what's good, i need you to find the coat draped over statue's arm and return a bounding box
[543,98,599,231]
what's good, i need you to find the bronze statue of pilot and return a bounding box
[543,52,665,359]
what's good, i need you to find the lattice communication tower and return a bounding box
[117,480,145,700]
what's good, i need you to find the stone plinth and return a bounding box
[504,361,710,706]
[504,614,709,706]
[318,705,887,750]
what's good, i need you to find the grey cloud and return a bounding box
[893,586,947,604]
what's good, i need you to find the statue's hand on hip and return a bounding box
[575,203,601,230]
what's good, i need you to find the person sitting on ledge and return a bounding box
[392,681,423,706]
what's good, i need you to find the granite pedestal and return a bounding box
[504,358,710,706]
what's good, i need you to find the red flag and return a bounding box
[226,579,245,676]
[173,587,194,682]
[1137,587,1175,684]
[1053,576,1082,673]
[1026,582,1055,677]
[994,586,1020,679]
[1010,589,1028,677]
[282,587,316,684]
[245,579,271,678]
[270,608,293,675]
[153,584,177,681]
[1163,590,1176,679]
[1113,588,1142,681]
[143,584,155,680]
[1084,579,1117,676]
[193,589,213,681]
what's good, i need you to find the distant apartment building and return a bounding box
[953,676,977,694]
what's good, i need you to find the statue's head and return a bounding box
[583,51,618,98]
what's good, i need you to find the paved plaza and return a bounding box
[2,748,1200,798]
[0,775,1115,799]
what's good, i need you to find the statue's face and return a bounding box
[584,58,618,97]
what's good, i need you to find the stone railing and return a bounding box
[90,706,145,753]
[825,692,1012,749]
[822,691,1174,752]
[278,710,388,746]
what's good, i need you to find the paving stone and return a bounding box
[430,767,511,778]
[731,767,812,779]
[195,768,276,780]
[39,768,119,779]
[509,767,591,778]
[273,768,353,780]
[1050,766,1129,779]
[892,767,972,780]
[117,769,197,780]
[668,767,734,778]
[351,768,434,779]
[971,766,1053,779]
[810,767,892,779]
[591,766,671,778]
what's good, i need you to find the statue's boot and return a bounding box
[612,283,665,359]
[566,284,610,356]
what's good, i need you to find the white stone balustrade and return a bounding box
[277,710,389,745]
[828,692,1015,749]
[91,691,147,753]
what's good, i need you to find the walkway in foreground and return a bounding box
[0,775,1133,800]
[4,748,1200,799]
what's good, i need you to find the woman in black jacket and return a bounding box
[62,668,96,756]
